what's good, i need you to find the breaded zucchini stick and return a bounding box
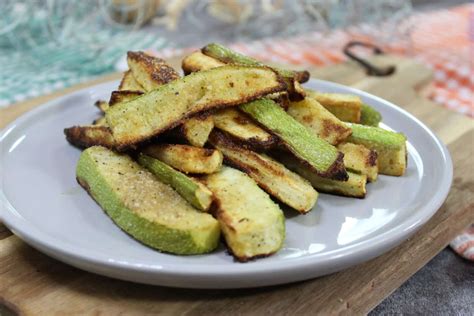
[106,65,286,149]
[138,154,213,211]
[306,90,362,123]
[203,167,285,262]
[209,130,318,213]
[76,146,220,254]
[346,123,407,176]
[142,144,223,174]
[240,99,348,180]
[127,51,180,91]
[64,126,115,149]
[182,50,225,74]
[202,43,309,83]
[179,115,214,147]
[213,108,276,150]
[337,142,378,182]
[287,97,352,145]
[278,153,367,198]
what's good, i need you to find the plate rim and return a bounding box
[0,79,453,280]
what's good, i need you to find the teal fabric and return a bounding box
[0,2,170,108]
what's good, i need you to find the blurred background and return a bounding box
[0,0,472,110]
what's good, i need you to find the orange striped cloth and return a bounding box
[157,4,473,117]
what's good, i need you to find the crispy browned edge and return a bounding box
[319,118,353,145]
[128,51,180,85]
[214,110,277,151]
[113,67,288,151]
[109,90,144,106]
[272,152,365,199]
[214,127,277,152]
[269,92,290,111]
[367,148,378,167]
[200,46,309,83]
[64,126,115,149]
[292,146,347,180]
[209,130,309,214]
[202,179,279,263]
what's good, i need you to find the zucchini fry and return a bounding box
[106,65,286,149]
[142,144,223,174]
[360,104,382,126]
[306,90,362,123]
[287,97,352,145]
[182,50,225,74]
[202,43,309,83]
[118,70,144,91]
[347,123,407,176]
[202,167,285,262]
[127,51,180,91]
[240,99,348,180]
[138,154,213,211]
[278,153,367,198]
[209,130,318,213]
[213,108,276,150]
[201,43,307,100]
[337,142,378,182]
[127,52,214,147]
[77,146,220,255]
[64,126,115,148]
[180,116,214,147]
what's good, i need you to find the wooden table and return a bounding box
[1,56,473,315]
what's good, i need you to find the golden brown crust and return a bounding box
[109,90,144,106]
[320,118,353,145]
[209,130,283,176]
[127,51,180,86]
[213,122,277,152]
[64,126,115,149]
[113,69,287,151]
[294,70,310,83]
[210,131,288,183]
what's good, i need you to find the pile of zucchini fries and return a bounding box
[65,43,407,262]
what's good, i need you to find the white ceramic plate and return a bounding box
[0,79,452,289]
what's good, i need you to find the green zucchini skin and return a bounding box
[240,99,348,180]
[346,123,407,176]
[76,146,220,255]
[138,154,213,211]
[360,104,382,126]
[202,43,309,83]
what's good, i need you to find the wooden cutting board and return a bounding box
[0,55,473,315]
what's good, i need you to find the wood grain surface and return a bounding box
[0,55,473,315]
